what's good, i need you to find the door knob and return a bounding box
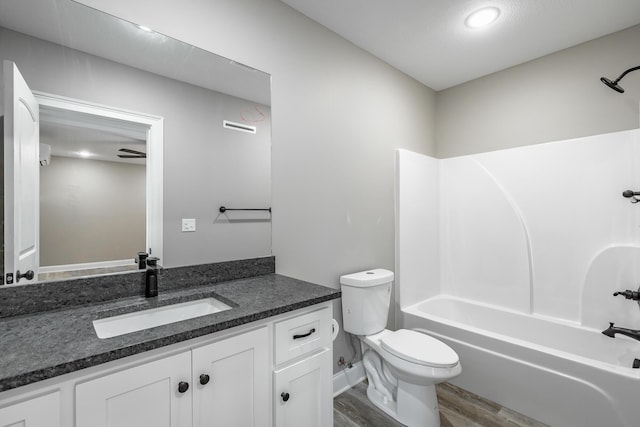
[281,392,290,402]
[199,374,210,385]
[178,381,189,393]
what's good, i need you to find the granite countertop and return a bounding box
[0,273,341,392]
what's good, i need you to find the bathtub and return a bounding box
[402,295,640,427]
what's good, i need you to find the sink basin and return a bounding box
[93,297,232,339]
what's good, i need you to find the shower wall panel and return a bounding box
[397,129,640,323]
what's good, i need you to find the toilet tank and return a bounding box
[340,269,394,336]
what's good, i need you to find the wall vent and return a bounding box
[223,120,256,134]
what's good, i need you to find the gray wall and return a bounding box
[1,27,272,267]
[436,24,640,158]
[40,156,145,266]
[76,0,437,370]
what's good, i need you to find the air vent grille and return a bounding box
[223,120,256,134]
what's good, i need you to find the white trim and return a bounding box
[332,361,365,397]
[39,259,135,273]
[33,91,164,264]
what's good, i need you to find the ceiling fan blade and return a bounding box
[117,154,147,158]
[118,148,146,156]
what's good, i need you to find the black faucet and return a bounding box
[601,322,640,342]
[145,257,160,297]
[613,288,640,301]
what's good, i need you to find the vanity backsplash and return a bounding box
[0,256,275,318]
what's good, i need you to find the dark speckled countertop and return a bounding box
[0,273,341,392]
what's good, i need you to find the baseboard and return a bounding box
[40,259,134,273]
[333,360,365,397]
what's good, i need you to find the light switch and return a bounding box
[182,218,196,232]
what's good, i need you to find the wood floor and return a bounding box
[334,381,549,427]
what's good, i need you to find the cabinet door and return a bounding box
[0,391,60,427]
[192,327,269,427]
[274,349,332,427]
[76,351,192,427]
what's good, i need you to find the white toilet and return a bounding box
[340,269,461,427]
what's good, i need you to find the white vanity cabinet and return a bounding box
[76,351,192,427]
[0,301,334,427]
[273,307,333,427]
[192,327,269,427]
[76,327,269,427]
[0,391,61,427]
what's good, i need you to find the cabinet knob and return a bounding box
[281,392,290,402]
[199,374,210,385]
[178,381,189,393]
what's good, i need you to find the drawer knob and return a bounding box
[293,328,316,340]
[199,374,210,385]
[281,392,290,402]
[178,381,189,393]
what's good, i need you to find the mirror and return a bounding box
[0,0,272,284]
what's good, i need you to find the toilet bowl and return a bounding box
[364,329,461,385]
[340,269,461,427]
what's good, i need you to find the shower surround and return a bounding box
[395,129,640,426]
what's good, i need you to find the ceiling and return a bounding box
[281,0,640,91]
[0,0,271,105]
[40,121,146,165]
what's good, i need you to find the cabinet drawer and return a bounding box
[274,307,331,365]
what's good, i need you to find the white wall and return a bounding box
[436,24,640,158]
[75,0,437,370]
[395,150,440,316]
[398,129,640,327]
[40,156,145,266]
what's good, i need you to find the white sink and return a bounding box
[93,298,232,339]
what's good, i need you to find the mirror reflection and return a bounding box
[1,0,272,285]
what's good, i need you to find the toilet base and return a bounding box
[365,377,441,427]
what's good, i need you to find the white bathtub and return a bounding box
[402,295,640,427]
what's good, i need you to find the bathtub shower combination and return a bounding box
[395,129,640,427]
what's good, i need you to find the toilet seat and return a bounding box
[380,329,458,368]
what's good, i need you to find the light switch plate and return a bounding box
[182,218,196,232]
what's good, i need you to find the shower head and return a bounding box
[601,65,640,93]
[600,77,624,93]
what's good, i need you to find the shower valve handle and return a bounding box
[613,289,640,301]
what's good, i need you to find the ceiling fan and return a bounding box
[117,148,146,159]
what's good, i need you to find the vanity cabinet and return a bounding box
[76,352,192,427]
[192,327,269,427]
[0,391,61,427]
[273,306,333,427]
[0,301,333,427]
[76,327,269,427]
[274,350,332,427]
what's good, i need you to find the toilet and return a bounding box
[340,269,461,427]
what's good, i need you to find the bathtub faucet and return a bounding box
[601,322,640,342]
[613,288,640,301]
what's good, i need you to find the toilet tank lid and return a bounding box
[340,269,394,287]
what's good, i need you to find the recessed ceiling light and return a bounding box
[76,150,94,158]
[465,7,500,29]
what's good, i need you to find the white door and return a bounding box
[75,351,192,427]
[192,327,270,427]
[273,350,333,427]
[3,60,39,284]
